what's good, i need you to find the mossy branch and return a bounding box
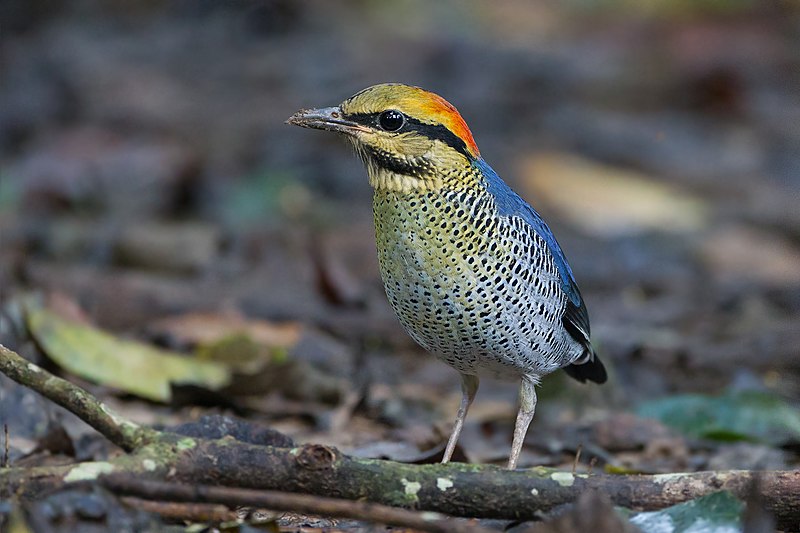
[1,344,798,530]
[0,344,157,452]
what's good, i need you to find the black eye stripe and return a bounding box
[345,112,472,159]
[411,120,471,159]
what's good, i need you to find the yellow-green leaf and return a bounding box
[26,307,232,402]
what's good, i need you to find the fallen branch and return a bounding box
[106,476,494,533]
[119,497,238,524]
[0,345,156,452]
[1,344,798,530]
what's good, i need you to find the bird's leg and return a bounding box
[441,373,479,464]
[508,376,537,470]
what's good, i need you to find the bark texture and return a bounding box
[1,344,798,530]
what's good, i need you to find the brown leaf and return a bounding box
[699,225,800,285]
[148,312,301,350]
[522,491,638,533]
[591,413,676,452]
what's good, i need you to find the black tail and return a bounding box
[563,352,607,384]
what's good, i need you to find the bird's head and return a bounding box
[287,84,480,192]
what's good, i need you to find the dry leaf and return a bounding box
[519,152,707,237]
[26,305,231,403]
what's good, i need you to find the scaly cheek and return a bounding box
[381,133,430,159]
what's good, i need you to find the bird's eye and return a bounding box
[378,110,405,132]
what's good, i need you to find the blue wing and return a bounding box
[475,159,606,383]
[475,159,583,309]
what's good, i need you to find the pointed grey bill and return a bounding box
[286,106,371,135]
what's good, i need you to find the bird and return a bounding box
[287,83,606,469]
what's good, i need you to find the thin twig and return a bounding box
[572,444,582,475]
[588,456,597,476]
[103,476,494,533]
[0,344,155,452]
[3,424,8,468]
[120,496,240,523]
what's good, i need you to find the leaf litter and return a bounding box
[1,1,799,530]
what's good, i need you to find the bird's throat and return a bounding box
[366,166,442,193]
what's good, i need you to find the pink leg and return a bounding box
[441,373,479,463]
[508,376,537,470]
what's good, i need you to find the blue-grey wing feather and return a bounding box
[476,159,593,350]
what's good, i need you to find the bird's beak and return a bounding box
[286,106,370,135]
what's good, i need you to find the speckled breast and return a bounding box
[372,187,581,380]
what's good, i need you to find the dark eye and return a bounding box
[378,110,405,132]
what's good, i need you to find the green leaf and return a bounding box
[637,390,800,445]
[628,491,743,533]
[27,307,232,402]
[219,170,310,229]
[0,172,20,213]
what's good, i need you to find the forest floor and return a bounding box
[1,1,798,531]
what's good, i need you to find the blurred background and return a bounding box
[1,0,799,477]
